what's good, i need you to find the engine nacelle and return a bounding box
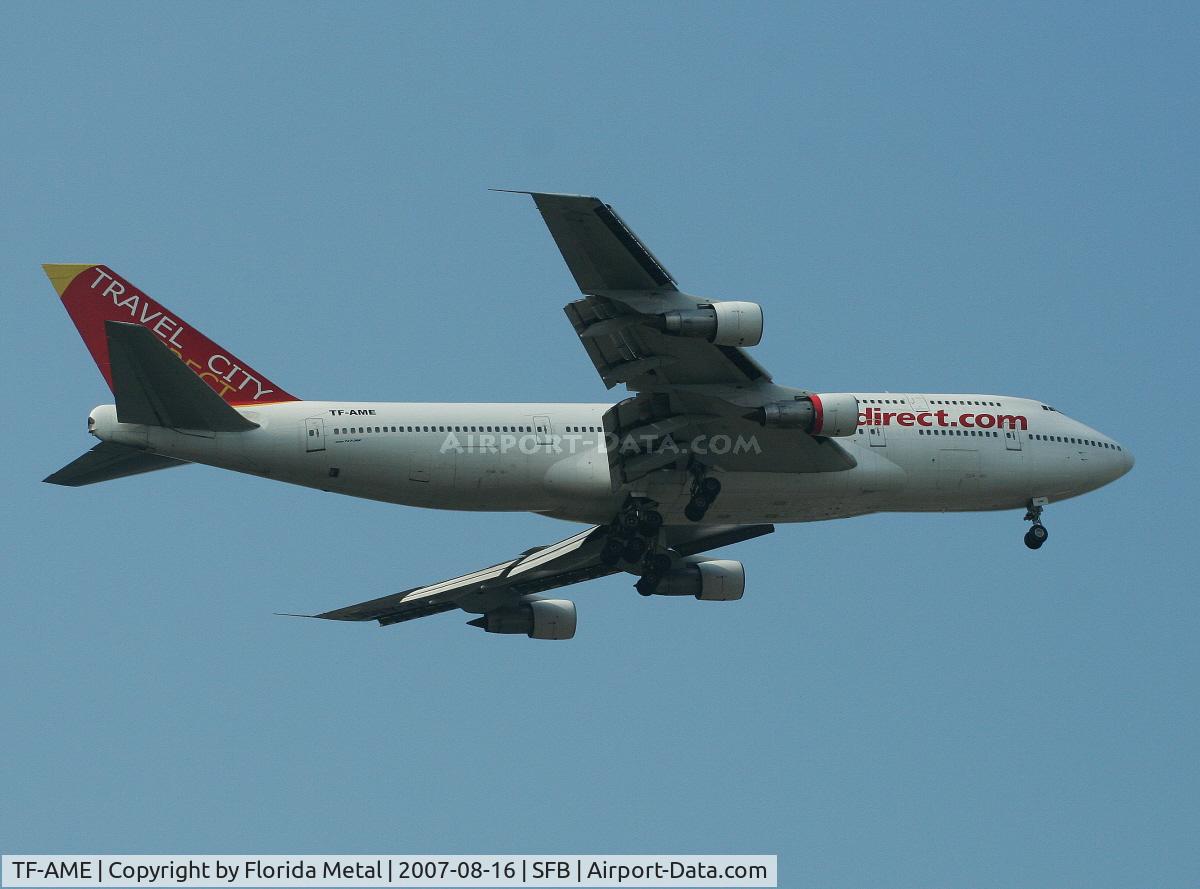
[469,598,577,640]
[653,559,745,601]
[752,393,859,437]
[660,300,763,347]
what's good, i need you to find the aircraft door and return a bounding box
[867,425,887,447]
[533,415,553,446]
[1004,429,1022,451]
[304,418,326,452]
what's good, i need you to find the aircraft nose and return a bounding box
[1119,444,1135,475]
[1102,439,1134,484]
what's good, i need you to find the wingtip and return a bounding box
[489,188,599,201]
[274,612,317,619]
[42,263,98,297]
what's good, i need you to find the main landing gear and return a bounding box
[1023,497,1050,550]
[600,498,675,596]
[635,553,673,597]
[601,498,664,566]
[684,467,722,522]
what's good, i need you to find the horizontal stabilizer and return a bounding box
[106,321,258,431]
[44,441,186,487]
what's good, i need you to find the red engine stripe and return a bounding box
[810,394,824,435]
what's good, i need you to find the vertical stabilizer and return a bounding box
[43,264,298,406]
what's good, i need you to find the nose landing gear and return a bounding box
[1023,497,1049,549]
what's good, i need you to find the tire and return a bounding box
[1030,524,1048,543]
[601,539,624,565]
[635,575,660,597]
[1024,529,1044,550]
[700,477,722,498]
[684,502,707,523]
[643,553,672,574]
[619,510,641,532]
[638,510,664,536]
[622,537,648,562]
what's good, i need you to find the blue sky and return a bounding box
[1,3,1196,887]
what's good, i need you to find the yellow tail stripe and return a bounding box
[42,263,97,297]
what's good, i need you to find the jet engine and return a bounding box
[659,300,763,347]
[468,598,577,640]
[650,559,745,601]
[750,393,859,436]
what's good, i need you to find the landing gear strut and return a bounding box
[684,466,721,523]
[1023,497,1049,550]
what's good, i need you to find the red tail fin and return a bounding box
[44,264,298,406]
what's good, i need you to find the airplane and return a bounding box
[42,192,1134,640]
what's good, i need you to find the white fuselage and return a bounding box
[88,393,1133,526]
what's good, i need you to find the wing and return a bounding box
[313,526,613,626]
[508,191,772,390]
[520,191,679,294]
[506,192,857,482]
[305,522,773,634]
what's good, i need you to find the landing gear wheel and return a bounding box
[699,477,722,498]
[622,537,648,562]
[642,553,672,574]
[684,502,707,523]
[600,538,624,565]
[619,510,642,532]
[1022,497,1049,550]
[635,575,660,596]
[638,510,664,537]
